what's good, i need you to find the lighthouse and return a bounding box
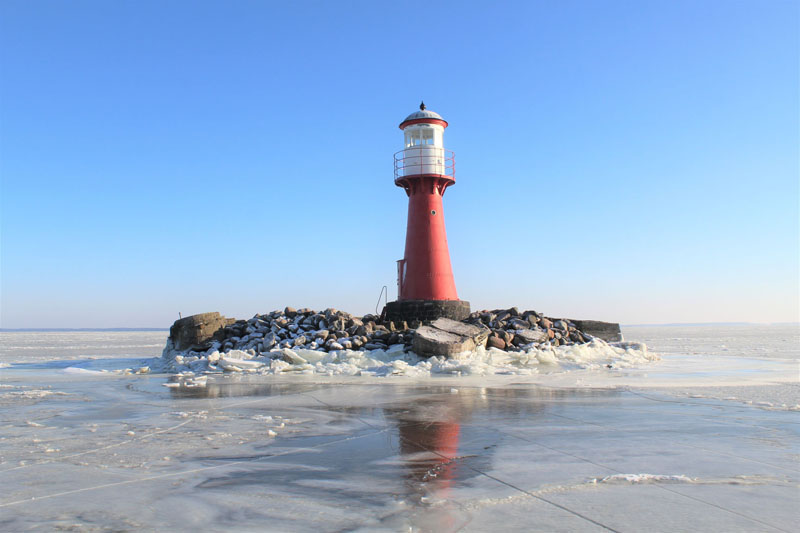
[384,103,470,323]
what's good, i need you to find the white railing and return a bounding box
[394,148,455,179]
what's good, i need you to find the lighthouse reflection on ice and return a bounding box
[169,382,618,529]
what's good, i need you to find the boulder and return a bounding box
[508,318,530,330]
[487,335,506,350]
[363,342,386,350]
[495,311,511,322]
[514,328,549,345]
[169,312,234,351]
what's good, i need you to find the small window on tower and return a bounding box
[422,129,433,145]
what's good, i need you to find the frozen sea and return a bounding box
[0,325,797,532]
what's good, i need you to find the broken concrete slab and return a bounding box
[412,317,490,357]
[413,326,476,357]
[430,318,490,343]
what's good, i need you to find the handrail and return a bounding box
[375,285,388,316]
[394,148,455,180]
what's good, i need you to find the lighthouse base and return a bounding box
[383,299,471,324]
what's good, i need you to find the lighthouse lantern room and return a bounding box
[384,103,471,323]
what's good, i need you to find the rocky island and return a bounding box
[160,306,632,379]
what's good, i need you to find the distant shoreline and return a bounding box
[622,322,798,327]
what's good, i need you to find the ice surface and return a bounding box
[0,326,797,531]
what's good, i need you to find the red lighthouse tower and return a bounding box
[384,103,470,323]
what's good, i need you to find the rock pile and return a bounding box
[462,307,597,351]
[193,307,421,356]
[167,306,618,359]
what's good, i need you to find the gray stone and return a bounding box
[514,328,548,345]
[508,318,529,330]
[570,331,586,343]
[495,311,511,322]
[363,342,386,350]
[326,340,344,351]
[372,329,389,340]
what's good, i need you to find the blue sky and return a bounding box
[1,0,797,327]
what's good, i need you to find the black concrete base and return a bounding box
[569,319,623,342]
[383,299,471,324]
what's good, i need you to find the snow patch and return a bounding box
[591,473,696,484]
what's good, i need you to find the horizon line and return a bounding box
[1,321,798,332]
